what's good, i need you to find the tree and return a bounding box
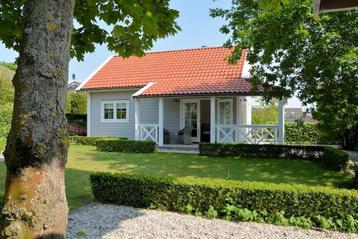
[252,99,278,124]
[211,0,358,148]
[0,0,179,237]
[66,92,87,114]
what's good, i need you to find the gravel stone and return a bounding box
[66,203,358,239]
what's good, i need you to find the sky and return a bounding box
[0,0,302,107]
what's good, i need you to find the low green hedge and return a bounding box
[199,143,350,171]
[69,136,127,146]
[96,139,155,153]
[90,173,358,232]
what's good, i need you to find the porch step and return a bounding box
[156,144,200,154]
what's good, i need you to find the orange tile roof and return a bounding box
[80,47,262,96]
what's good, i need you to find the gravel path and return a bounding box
[67,204,358,239]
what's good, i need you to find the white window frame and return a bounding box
[217,98,233,125]
[101,100,129,123]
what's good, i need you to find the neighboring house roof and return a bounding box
[79,47,264,97]
[67,80,81,91]
[285,107,317,123]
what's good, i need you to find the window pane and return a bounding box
[116,102,127,119]
[219,101,231,124]
[104,103,114,119]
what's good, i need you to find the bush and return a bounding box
[90,173,358,232]
[199,143,350,171]
[68,123,86,136]
[69,136,126,146]
[353,162,358,189]
[96,139,155,153]
[285,122,321,145]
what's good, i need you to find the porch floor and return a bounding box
[156,144,199,154]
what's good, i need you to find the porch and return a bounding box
[134,96,286,146]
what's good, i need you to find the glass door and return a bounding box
[181,99,201,142]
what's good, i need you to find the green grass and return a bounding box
[0,144,353,210]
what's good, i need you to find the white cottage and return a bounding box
[77,47,286,147]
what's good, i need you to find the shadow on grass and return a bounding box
[68,145,352,188]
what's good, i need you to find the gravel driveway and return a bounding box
[66,204,358,239]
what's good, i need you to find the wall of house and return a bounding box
[88,92,252,141]
[89,90,137,139]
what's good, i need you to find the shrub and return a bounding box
[199,143,350,171]
[69,136,126,146]
[96,139,155,153]
[353,162,358,189]
[321,146,350,171]
[285,122,321,145]
[68,123,86,136]
[90,173,358,232]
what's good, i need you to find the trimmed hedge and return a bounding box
[199,143,350,171]
[66,113,87,122]
[90,173,358,232]
[96,139,155,153]
[285,122,321,145]
[69,136,126,146]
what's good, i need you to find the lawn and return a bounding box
[0,144,352,210]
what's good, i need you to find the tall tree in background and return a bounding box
[211,0,358,149]
[0,0,179,237]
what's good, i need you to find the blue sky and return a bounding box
[0,0,301,107]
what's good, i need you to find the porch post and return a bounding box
[159,97,164,146]
[278,98,286,144]
[210,96,216,143]
[134,98,140,140]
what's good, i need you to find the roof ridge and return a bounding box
[112,46,231,58]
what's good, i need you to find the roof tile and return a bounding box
[81,47,262,96]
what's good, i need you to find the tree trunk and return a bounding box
[1,0,74,238]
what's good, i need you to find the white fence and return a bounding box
[139,124,159,143]
[216,124,278,144]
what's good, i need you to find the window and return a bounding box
[101,100,129,122]
[218,99,233,125]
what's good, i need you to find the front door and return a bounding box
[181,99,200,142]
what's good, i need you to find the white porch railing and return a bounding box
[216,124,278,144]
[139,124,159,143]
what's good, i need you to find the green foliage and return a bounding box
[252,100,278,124]
[90,173,358,232]
[285,122,321,145]
[199,143,350,171]
[0,65,14,114]
[69,136,124,146]
[211,0,358,149]
[96,139,155,153]
[352,162,358,189]
[75,230,87,238]
[0,62,17,71]
[322,146,350,171]
[66,92,87,114]
[0,1,180,60]
[0,112,12,152]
